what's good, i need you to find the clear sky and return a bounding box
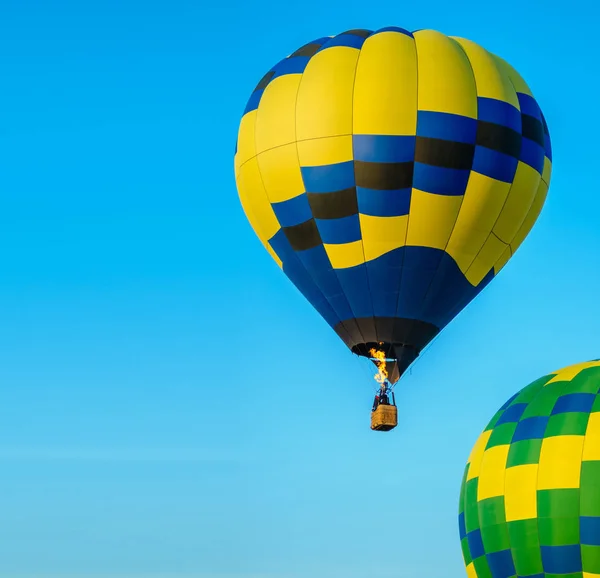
[0,0,598,577]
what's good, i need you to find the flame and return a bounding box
[369,347,388,388]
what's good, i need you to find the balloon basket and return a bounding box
[370,405,398,431]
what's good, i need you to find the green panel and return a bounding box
[538,516,580,546]
[459,464,469,515]
[537,488,581,518]
[481,523,510,554]
[506,438,543,467]
[465,478,481,533]
[521,383,566,419]
[545,411,590,437]
[486,408,506,431]
[472,555,493,578]
[461,536,472,566]
[510,546,544,576]
[478,496,506,527]
[592,395,600,412]
[570,367,600,394]
[512,375,555,404]
[507,518,540,550]
[486,422,518,449]
[581,461,600,516]
[581,544,600,574]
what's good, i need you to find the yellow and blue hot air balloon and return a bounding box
[234,27,552,429]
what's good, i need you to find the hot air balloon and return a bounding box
[234,27,552,431]
[459,360,600,578]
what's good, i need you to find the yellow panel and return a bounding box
[493,245,512,275]
[542,157,552,185]
[413,30,477,118]
[492,55,533,97]
[297,136,353,166]
[446,173,511,274]
[537,435,585,490]
[256,143,305,204]
[465,233,508,286]
[584,573,600,578]
[236,111,258,167]
[466,430,492,481]
[359,214,408,262]
[509,179,548,256]
[353,31,417,135]
[504,464,538,522]
[477,444,509,501]
[545,361,600,385]
[583,412,600,461]
[450,37,519,108]
[236,157,281,249]
[255,74,302,154]
[324,240,365,269]
[493,162,541,244]
[296,47,360,141]
[465,562,477,578]
[406,190,463,250]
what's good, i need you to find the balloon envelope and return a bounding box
[459,361,600,577]
[234,27,552,378]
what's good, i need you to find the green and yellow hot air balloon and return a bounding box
[459,361,600,577]
[234,26,552,429]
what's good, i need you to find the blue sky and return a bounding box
[0,0,598,576]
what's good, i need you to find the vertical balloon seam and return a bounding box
[291,37,368,348]
[389,29,419,358]
[462,56,529,282]
[350,31,379,344]
[405,35,479,352]
[485,62,545,274]
[252,50,349,344]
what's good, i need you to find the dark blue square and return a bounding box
[541,544,582,574]
[495,403,527,426]
[551,393,596,415]
[467,529,485,560]
[512,416,549,442]
[486,549,515,578]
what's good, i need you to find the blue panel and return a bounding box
[395,246,438,320]
[512,416,549,442]
[495,403,527,425]
[486,549,516,578]
[413,249,493,329]
[296,245,343,297]
[472,146,518,183]
[467,529,485,560]
[459,512,466,540]
[319,33,367,51]
[301,161,355,193]
[334,263,374,319]
[518,93,542,121]
[540,544,582,574]
[357,187,411,217]
[581,517,600,546]
[272,56,311,79]
[366,251,403,317]
[374,26,413,36]
[417,111,478,144]
[519,137,545,174]
[271,194,312,228]
[327,293,356,322]
[544,133,552,162]
[499,392,519,410]
[353,135,416,163]
[243,89,264,114]
[315,214,362,244]
[413,163,470,196]
[477,97,521,133]
[552,393,596,415]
